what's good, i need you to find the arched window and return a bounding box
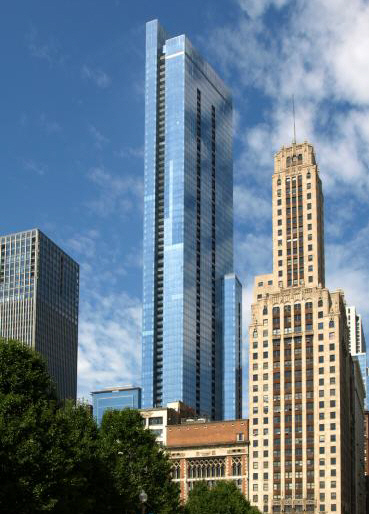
[277,178,281,186]
[263,306,268,315]
[172,460,181,479]
[307,171,311,179]
[232,457,242,476]
[286,157,291,167]
[298,153,303,162]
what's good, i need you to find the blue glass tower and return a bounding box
[222,274,242,420]
[142,20,242,420]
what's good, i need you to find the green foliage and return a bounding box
[0,338,180,514]
[0,338,56,402]
[99,408,180,514]
[185,480,260,514]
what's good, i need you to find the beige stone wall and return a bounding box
[249,285,351,513]
[248,142,356,514]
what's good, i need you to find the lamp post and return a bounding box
[139,490,147,514]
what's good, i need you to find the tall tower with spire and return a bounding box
[248,142,364,514]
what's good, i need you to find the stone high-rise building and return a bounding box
[142,20,242,420]
[0,229,79,399]
[249,142,364,514]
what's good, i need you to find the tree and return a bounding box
[0,338,56,403]
[185,480,260,514]
[99,408,181,514]
[0,338,181,514]
[0,339,103,514]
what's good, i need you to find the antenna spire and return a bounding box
[292,95,296,144]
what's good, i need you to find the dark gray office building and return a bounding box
[0,229,79,399]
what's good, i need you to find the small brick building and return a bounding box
[166,419,249,501]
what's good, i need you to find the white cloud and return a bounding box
[82,65,111,88]
[88,124,110,149]
[66,229,100,260]
[77,291,142,399]
[115,145,144,159]
[39,113,62,134]
[87,166,143,218]
[326,222,369,320]
[209,0,369,197]
[26,25,65,66]
[237,0,290,18]
[234,184,271,224]
[22,158,47,176]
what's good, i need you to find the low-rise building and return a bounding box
[140,401,195,445]
[91,385,141,425]
[166,419,249,501]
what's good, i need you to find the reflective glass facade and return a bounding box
[142,20,241,420]
[91,386,141,425]
[0,229,79,399]
[355,353,368,409]
[222,274,242,420]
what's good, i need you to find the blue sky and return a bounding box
[1,0,369,413]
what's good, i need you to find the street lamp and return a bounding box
[139,490,147,514]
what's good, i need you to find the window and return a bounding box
[237,433,244,442]
[149,416,163,425]
[150,428,163,436]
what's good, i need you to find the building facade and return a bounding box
[91,386,141,425]
[248,142,363,514]
[222,274,242,420]
[346,306,368,409]
[351,358,366,514]
[142,19,241,420]
[140,401,195,446]
[0,228,79,399]
[364,411,369,513]
[346,306,366,354]
[166,418,249,501]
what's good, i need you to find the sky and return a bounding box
[1,0,369,414]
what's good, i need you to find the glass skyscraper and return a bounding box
[0,229,79,399]
[142,20,241,420]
